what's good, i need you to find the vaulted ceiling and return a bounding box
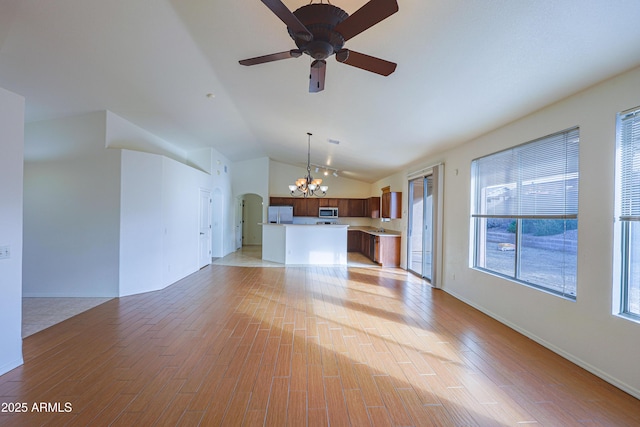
[2,0,640,182]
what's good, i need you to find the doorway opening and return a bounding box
[236,193,264,256]
[407,164,443,286]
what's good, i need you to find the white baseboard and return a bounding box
[442,288,640,400]
[0,357,24,377]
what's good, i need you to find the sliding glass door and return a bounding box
[408,175,433,281]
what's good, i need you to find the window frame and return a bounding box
[471,127,580,299]
[615,106,640,321]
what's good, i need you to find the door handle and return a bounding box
[200,232,205,235]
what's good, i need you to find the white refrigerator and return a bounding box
[268,206,294,224]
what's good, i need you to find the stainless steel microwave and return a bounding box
[318,207,338,218]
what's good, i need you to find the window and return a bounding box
[616,107,640,319]
[471,128,579,298]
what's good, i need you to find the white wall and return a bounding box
[0,87,24,375]
[269,159,371,198]
[227,157,268,253]
[106,111,188,165]
[161,156,209,285]
[119,150,212,296]
[192,149,234,257]
[403,66,640,397]
[234,157,270,222]
[23,112,121,297]
[119,150,164,296]
[23,110,214,298]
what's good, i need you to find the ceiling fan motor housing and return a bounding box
[288,4,348,60]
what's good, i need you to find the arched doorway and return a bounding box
[235,193,264,260]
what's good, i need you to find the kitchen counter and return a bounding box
[347,227,401,267]
[347,226,401,237]
[261,223,348,265]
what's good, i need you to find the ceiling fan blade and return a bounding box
[333,0,398,41]
[335,49,396,76]
[309,60,326,93]
[239,50,302,66]
[261,0,313,41]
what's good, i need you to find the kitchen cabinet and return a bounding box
[348,198,366,217]
[347,228,400,267]
[381,192,402,219]
[290,197,319,217]
[361,232,372,259]
[290,198,305,217]
[271,197,378,218]
[337,198,350,217]
[269,197,289,206]
[305,198,320,217]
[347,230,362,252]
[377,235,400,267]
[367,197,380,218]
[271,197,318,217]
[319,198,339,207]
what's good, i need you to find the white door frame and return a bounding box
[199,189,212,268]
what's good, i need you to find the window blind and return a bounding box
[472,127,580,217]
[619,108,640,219]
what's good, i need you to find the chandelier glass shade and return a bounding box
[289,133,328,197]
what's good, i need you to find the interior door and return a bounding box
[199,189,212,268]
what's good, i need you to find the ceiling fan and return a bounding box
[239,0,398,92]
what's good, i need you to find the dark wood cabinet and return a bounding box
[348,229,400,267]
[337,198,350,217]
[348,198,366,217]
[289,197,319,217]
[305,198,319,217]
[367,197,380,218]
[319,198,339,207]
[290,198,305,216]
[269,197,289,206]
[271,197,379,218]
[381,192,401,219]
[377,235,400,267]
[347,230,362,252]
[361,232,372,259]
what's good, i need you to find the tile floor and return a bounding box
[212,245,380,268]
[22,297,113,337]
[22,246,378,338]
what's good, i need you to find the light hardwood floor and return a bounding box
[1,264,638,426]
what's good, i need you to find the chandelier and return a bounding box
[289,132,328,197]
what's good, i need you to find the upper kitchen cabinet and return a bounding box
[381,187,401,219]
[347,199,366,217]
[269,197,289,206]
[367,197,381,219]
[319,198,339,207]
[337,198,350,217]
[270,197,379,217]
[291,197,319,217]
[305,198,320,216]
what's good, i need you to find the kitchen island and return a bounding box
[261,223,348,265]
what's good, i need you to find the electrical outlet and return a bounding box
[0,245,10,260]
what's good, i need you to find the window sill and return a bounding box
[614,312,640,325]
[472,266,577,302]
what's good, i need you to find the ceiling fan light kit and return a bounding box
[239,0,398,92]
